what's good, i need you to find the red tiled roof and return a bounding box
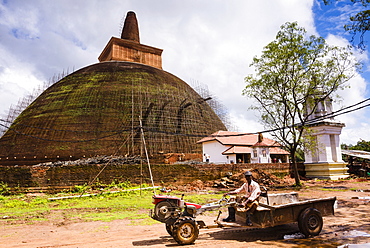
[197,131,280,146]
[253,141,269,147]
[222,146,252,155]
[269,147,290,155]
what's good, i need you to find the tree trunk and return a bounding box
[290,153,301,186]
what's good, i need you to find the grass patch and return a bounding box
[0,188,223,226]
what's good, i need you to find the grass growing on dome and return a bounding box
[0,61,226,160]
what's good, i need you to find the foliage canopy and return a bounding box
[343,139,370,151]
[244,22,360,185]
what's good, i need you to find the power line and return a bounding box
[304,97,370,125]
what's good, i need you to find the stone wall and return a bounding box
[0,162,297,190]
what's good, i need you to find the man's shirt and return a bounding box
[232,180,261,201]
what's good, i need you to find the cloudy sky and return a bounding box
[0,0,369,145]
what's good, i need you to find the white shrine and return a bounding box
[304,97,349,179]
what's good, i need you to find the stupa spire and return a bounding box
[98,11,163,69]
[121,11,140,43]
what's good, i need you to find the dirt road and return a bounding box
[1,179,370,247]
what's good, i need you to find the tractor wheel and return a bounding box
[298,208,323,237]
[154,201,173,222]
[165,223,173,236]
[172,217,199,245]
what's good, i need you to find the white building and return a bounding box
[197,131,289,164]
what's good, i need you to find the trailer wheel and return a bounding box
[172,217,199,245]
[298,208,323,237]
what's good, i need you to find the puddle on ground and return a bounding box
[351,196,370,200]
[324,186,348,190]
[342,230,370,238]
[338,244,370,248]
[283,230,370,247]
[352,189,370,192]
[283,232,305,239]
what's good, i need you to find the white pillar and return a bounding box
[304,121,348,180]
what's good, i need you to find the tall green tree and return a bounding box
[243,22,360,186]
[343,139,370,151]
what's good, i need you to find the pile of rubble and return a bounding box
[249,168,283,187]
[33,155,146,167]
[212,172,235,188]
[169,169,289,192]
[213,168,285,189]
[176,179,205,192]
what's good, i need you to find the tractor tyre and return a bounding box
[172,216,199,245]
[165,223,173,236]
[298,208,323,237]
[154,201,173,222]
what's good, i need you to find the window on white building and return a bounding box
[253,149,257,157]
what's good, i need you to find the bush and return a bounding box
[71,184,90,193]
[0,181,10,195]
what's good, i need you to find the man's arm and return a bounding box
[223,183,246,196]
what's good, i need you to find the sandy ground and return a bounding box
[1,179,370,248]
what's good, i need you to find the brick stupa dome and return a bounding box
[0,12,226,165]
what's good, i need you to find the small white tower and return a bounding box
[304,97,349,179]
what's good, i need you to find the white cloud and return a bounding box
[323,34,370,145]
[0,45,44,116]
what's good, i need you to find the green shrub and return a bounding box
[71,184,90,193]
[0,181,10,195]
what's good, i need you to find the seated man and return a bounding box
[222,170,261,226]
